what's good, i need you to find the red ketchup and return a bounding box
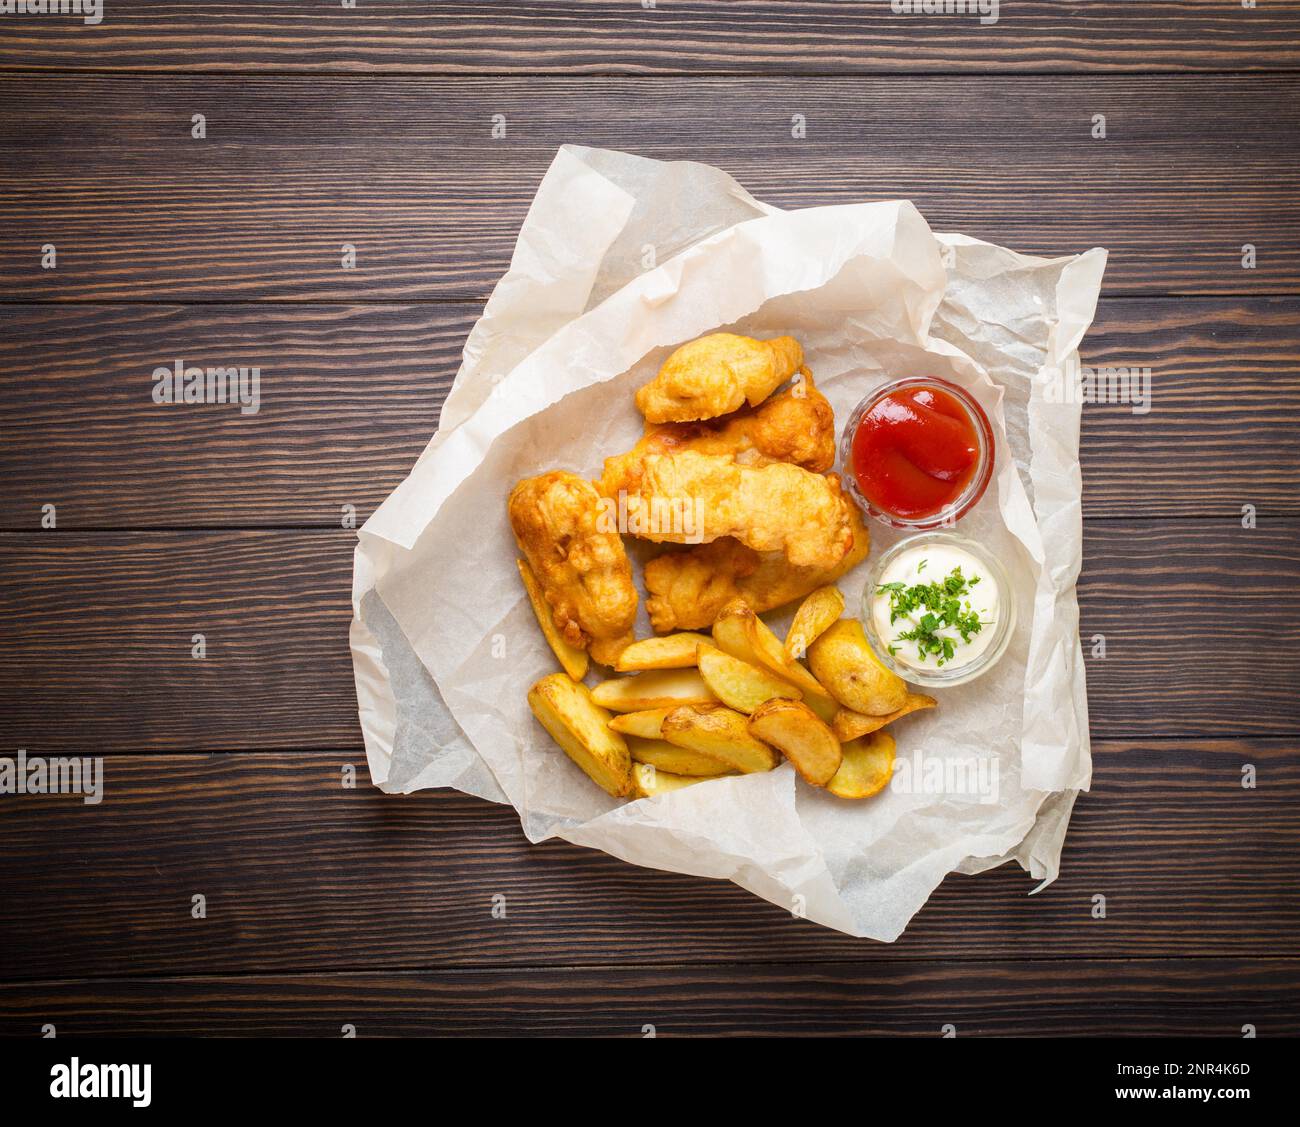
[850,383,985,522]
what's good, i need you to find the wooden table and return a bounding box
[1,2,1298,1037]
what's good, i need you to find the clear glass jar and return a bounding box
[839,376,995,531]
[861,531,1015,689]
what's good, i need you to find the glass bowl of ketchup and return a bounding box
[840,377,995,530]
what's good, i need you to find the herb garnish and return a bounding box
[877,566,989,666]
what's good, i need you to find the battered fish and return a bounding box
[613,451,855,570]
[635,332,804,424]
[600,375,835,499]
[644,494,871,632]
[507,471,637,666]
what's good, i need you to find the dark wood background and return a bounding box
[1,1,1298,1037]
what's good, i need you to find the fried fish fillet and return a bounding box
[507,471,637,665]
[611,450,854,569]
[600,376,835,498]
[635,332,804,423]
[644,495,871,632]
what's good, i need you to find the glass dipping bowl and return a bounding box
[839,376,995,531]
[861,531,1015,689]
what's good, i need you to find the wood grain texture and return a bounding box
[0,302,465,529]
[0,522,1296,754]
[2,1,1299,75]
[1,12,1297,1038]
[2,75,1297,299]
[0,743,1294,981]
[1078,298,1300,515]
[0,531,359,752]
[2,298,1297,527]
[1,960,1294,1037]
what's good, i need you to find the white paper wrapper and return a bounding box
[350,146,1106,941]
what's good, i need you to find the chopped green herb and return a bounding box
[877,565,988,666]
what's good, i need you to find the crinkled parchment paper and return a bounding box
[350,146,1106,941]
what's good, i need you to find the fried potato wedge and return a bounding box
[827,731,896,800]
[711,599,837,722]
[784,585,844,661]
[626,735,733,777]
[631,762,706,799]
[661,704,780,774]
[743,613,839,722]
[591,669,718,712]
[711,599,765,667]
[697,642,801,714]
[517,558,588,681]
[831,693,938,741]
[615,632,711,672]
[607,707,674,740]
[806,618,908,716]
[528,672,631,797]
[748,699,842,787]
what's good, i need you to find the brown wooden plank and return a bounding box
[1079,521,1299,736]
[0,959,1294,1037]
[0,302,465,529]
[1,298,1297,527]
[0,522,1295,751]
[1079,298,1300,515]
[0,530,360,752]
[1,75,1297,299]
[2,1,1298,76]
[0,743,1294,980]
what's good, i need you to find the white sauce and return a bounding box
[871,544,999,672]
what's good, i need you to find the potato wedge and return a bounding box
[516,558,588,681]
[590,669,718,712]
[744,618,838,722]
[607,707,674,740]
[615,632,711,672]
[527,673,631,797]
[784,585,845,661]
[831,693,938,741]
[747,699,842,787]
[711,599,765,667]
[626,735,732,777]
[631,762,705,799]
[712,600,837,722]
[697,642,801,714]
[661,704,780,774]
[806,618,908,716]
[827,731,896,800]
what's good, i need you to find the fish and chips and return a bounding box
[512,331,938,802]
